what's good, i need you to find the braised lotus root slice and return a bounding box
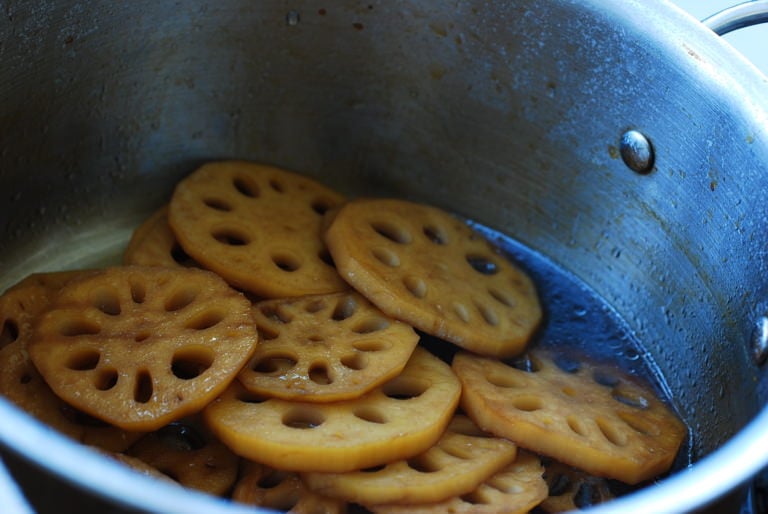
[27,266,259,431]
[233,461,347,514]
[539,460,615,512]
[124,207,198,268]
[204,347,460,473]
[0,340,142,452]
[371,451,547,514]
[303,415,517,506]
[239,292,419,402]
[453,351,687,484]
[127,420,240,496]
[324,198,541,358]
[168,160,348,297]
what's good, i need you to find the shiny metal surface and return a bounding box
[1,0,768,512]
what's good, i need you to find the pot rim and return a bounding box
[2,0,768,511]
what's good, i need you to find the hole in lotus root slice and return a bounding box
[303,298,327,314]
[260,303,294,324]
[164,287,198,312]
[92,287,121,316]
[134,331,151,343]
[354,406,388,424]
[169,243,195,267]
[612,386,650,410]
[488,287,517,308]
[423,224,449,245]
[511,395,544,412]
[184,309,225,331]
[453,302,471,323]
[341,353,368,371]
[553,354,581,374]
[403,275,428,299]
[372,247,401,268]
[370,220,413,244]
[566,415,588,437]
[617,411,661,437]
[466,253,499,275]
[382,376,430,400]
[406,454,442,474]
[94,368,119,391]
[272,252,302,273]
[318,248,336,268]
[130,281,146,304]
[251,353,298,375]
[233,175,260,198]
[171,345,215,380]
[353,339,391,352]
[506,353,542,373]
[212,228,250,246]
[311,197,335,216]
[351,316,389,334]
[157,421,207,451]
[236,390,270,404]
[484,369,525,389]
[134,369,154,403]
[269,178,285,193]
[595,418,628,447]
[0,319,19,347]
[57,317,101,337]
[332,295,358,321]
[205,197,234,212]
[66,348,101,371]
[282,407,326,429]
[309,364,332,385]
[476,302,499,326]
[593,369,621,388]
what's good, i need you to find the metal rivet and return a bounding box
[619,130,655,174]
[286,11,300,26]
[750,316,768,366]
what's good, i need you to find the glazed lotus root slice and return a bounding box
[371,451,547,514]
[168,160,348,297]
[27,266,259,431]
[453,351,687,484]
[204,347,460,473]
[239,291,419,402]
[123,207,197,268]
[233,461,347,514]
[324,198,542,358]
[126,420,239,496]
[302,415,517,506]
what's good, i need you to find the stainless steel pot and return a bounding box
[1,0,768,512]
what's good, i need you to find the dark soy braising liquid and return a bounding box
[416,219,693,509]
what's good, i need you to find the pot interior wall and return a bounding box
[2,0,768,511]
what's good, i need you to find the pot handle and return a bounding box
[702,0,768,35]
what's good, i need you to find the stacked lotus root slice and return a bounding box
[0,160,687,512]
